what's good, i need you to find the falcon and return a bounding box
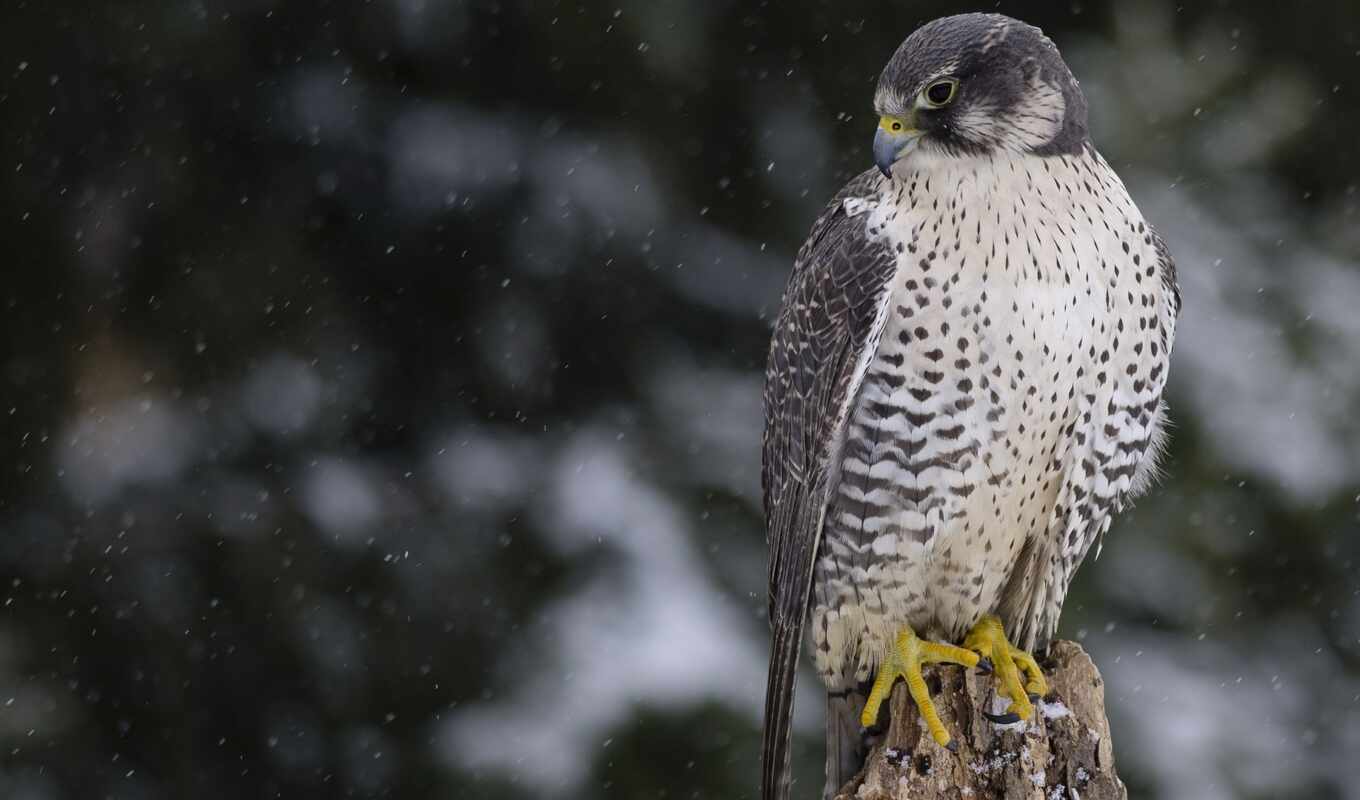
[759,13,1180,799]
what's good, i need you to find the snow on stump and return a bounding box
[837,640,1125,800]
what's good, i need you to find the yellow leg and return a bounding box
[962,615,1048,721]
[860,627,980,749]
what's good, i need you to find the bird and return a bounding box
[759,13,1180,800]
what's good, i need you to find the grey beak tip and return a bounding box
[873,126,910,180]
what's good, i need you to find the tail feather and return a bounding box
[760,619,803,800]
[824,689,867,800]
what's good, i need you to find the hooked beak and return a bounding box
[874,115,921,178]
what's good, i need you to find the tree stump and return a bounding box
[836,640,1125,800]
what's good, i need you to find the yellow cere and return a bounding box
[878,115,907,133]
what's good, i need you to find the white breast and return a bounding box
[815,146,1170,665]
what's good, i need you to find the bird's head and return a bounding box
[872,13,1089,177]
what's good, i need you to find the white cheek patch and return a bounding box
[955,77,1066,151]
[953,101,1006,144]
[1003,78,1066,149]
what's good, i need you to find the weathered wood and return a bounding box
[837,640,1125,800]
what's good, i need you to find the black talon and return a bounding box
[1027,692,1040,703]
[975,658,993,675]
[944,738,958,753]
[982,710,1021,724]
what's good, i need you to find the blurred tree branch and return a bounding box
[837,641,1125,800]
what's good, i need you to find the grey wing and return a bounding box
[760,170,896,800]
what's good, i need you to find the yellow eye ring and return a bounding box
[891,121,902,131]
[922,79,958,107]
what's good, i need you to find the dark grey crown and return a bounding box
[875,13,1088,156]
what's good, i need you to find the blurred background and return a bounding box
[2,1,1359,798]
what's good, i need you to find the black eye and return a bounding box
[925,81,955,106]
[891,121,902,131]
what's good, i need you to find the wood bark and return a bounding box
[836,640,1125,800]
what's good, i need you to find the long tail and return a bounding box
[760,618,803,800]
[824,688,868,799]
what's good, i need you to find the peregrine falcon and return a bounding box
[759,14,1180,799]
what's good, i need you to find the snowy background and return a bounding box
[2,2,1359,799]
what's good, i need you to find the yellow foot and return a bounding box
[962,615,1048,723]
[860,627,980,750]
